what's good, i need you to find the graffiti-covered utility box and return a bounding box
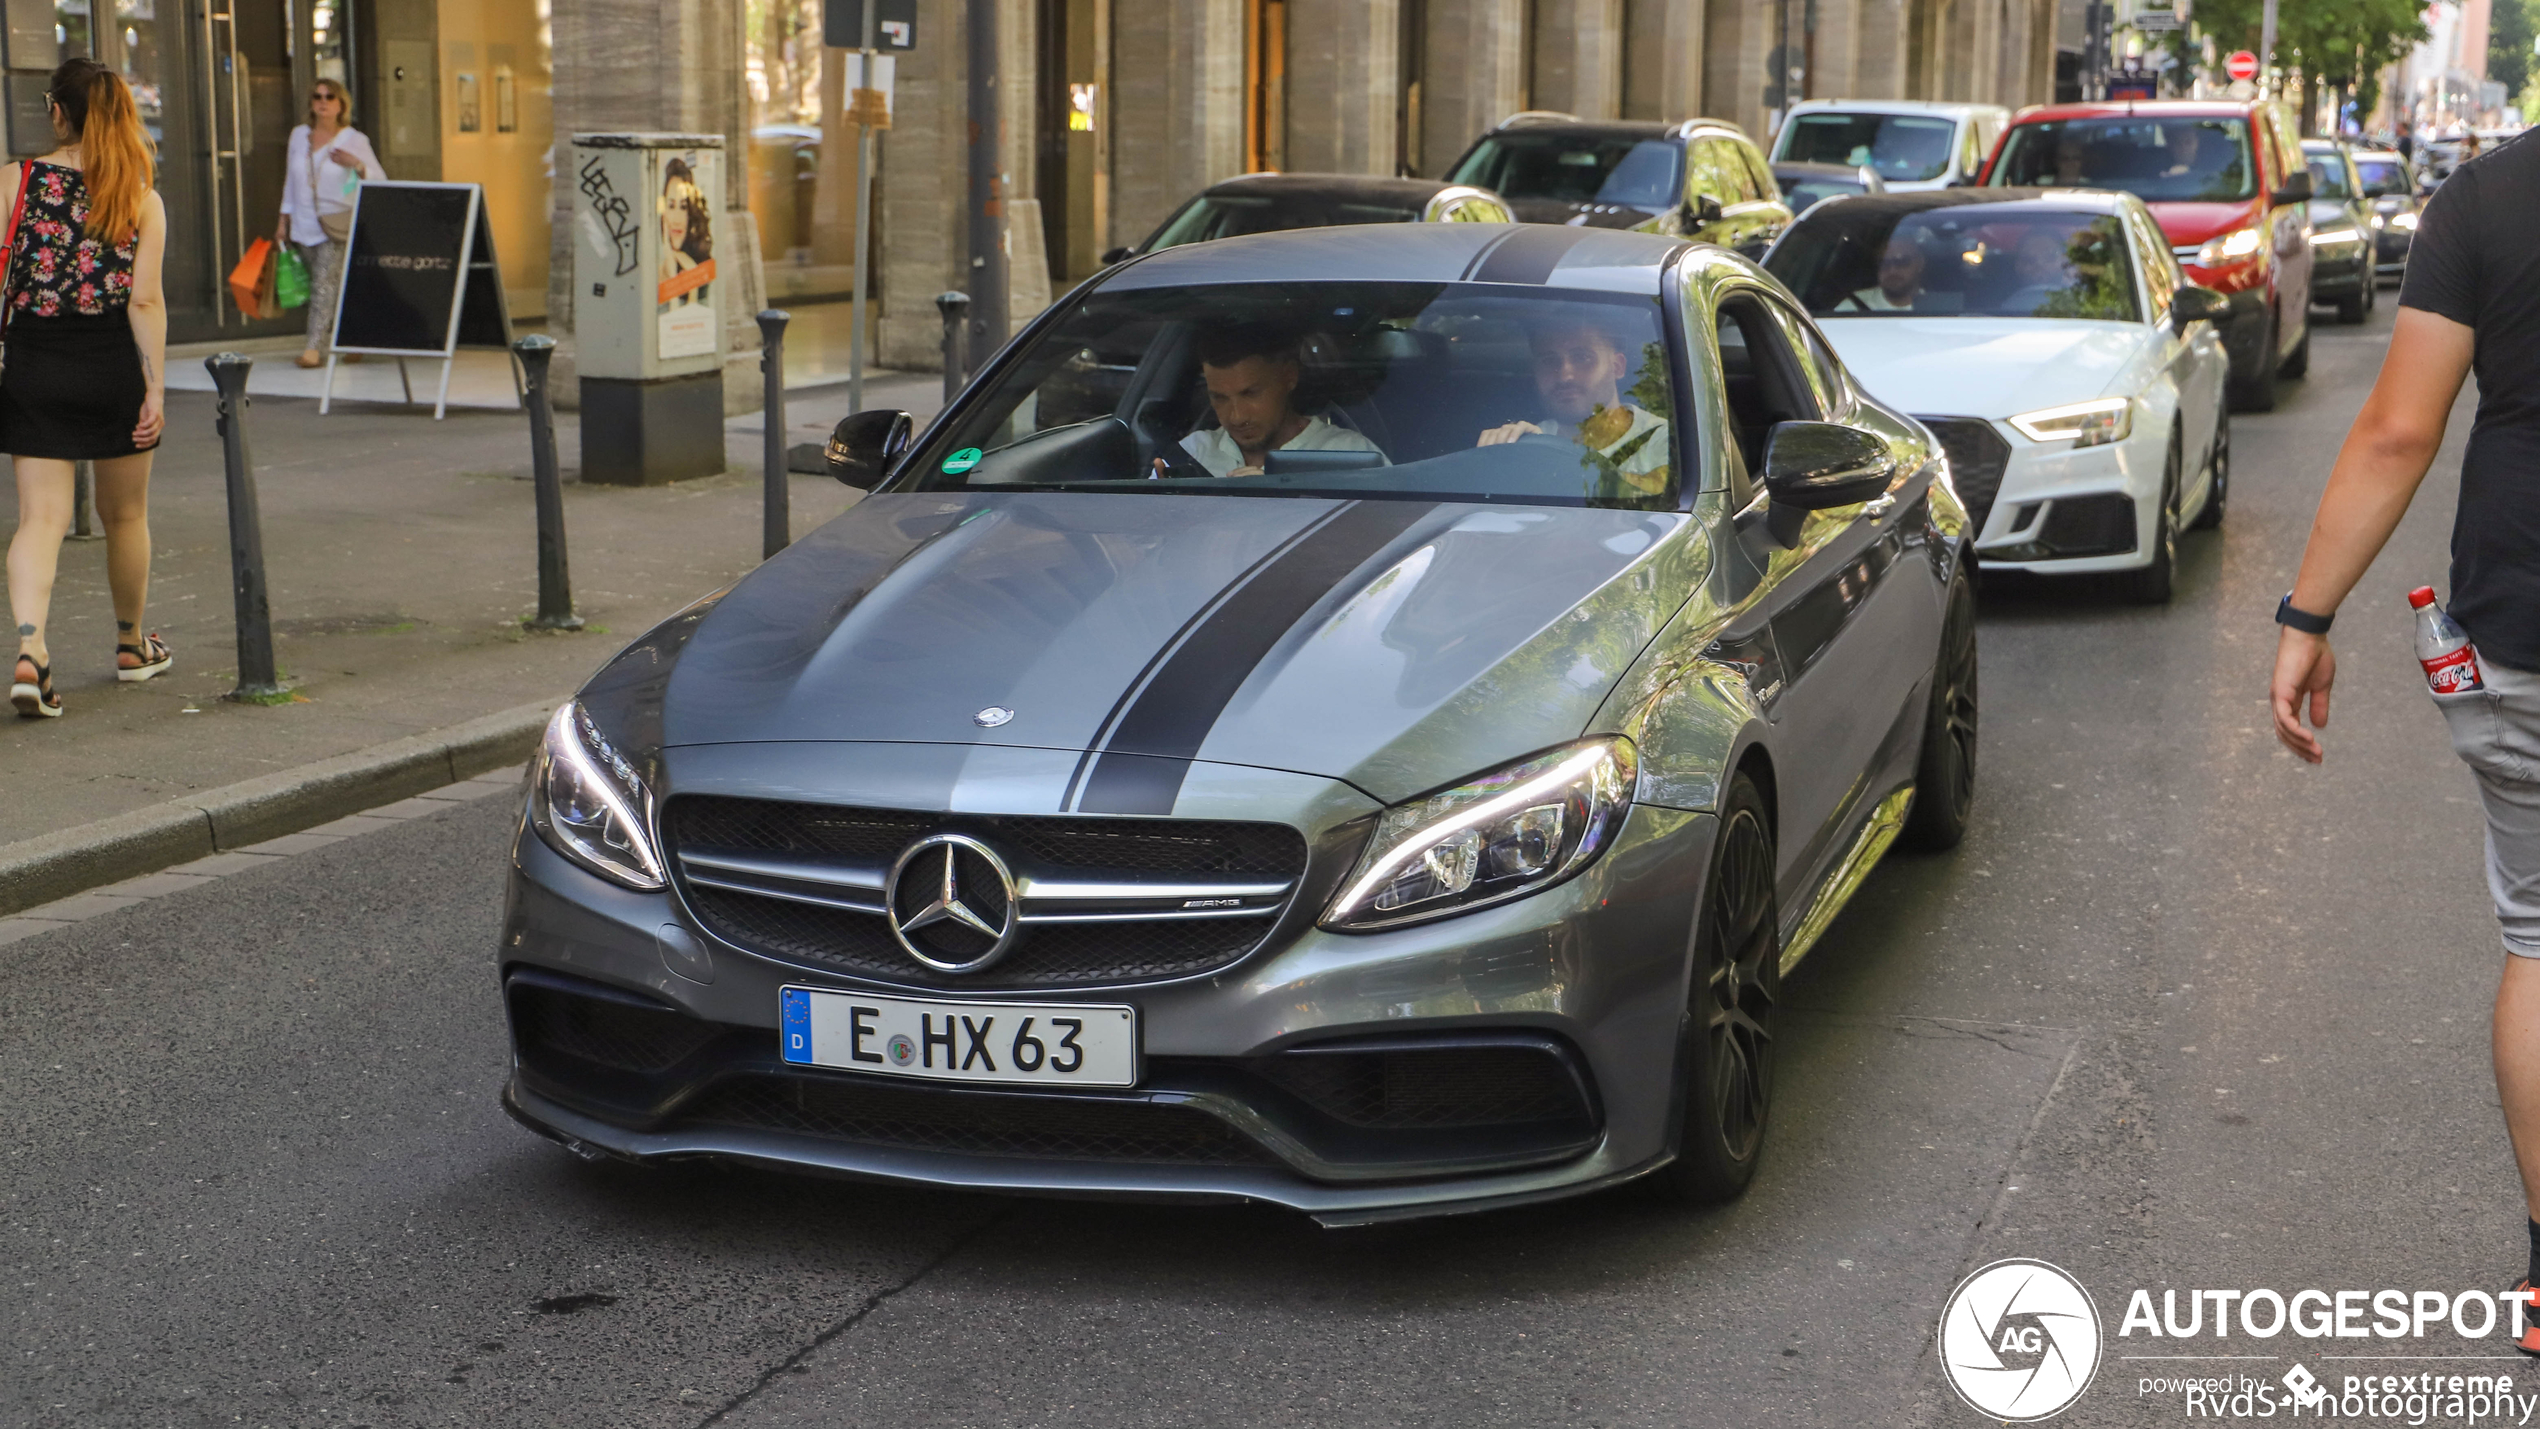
[572,132,725,484]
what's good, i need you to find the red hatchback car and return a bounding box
[1982,100,2315,411]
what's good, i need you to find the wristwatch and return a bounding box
[2275,593,2334,635]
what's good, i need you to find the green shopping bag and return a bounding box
[273,246,310,309]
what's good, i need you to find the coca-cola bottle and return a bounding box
[2411,586,2485,694]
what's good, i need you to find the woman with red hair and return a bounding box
[3,56,169,718]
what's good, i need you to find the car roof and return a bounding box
[1772,160,1874,177]
[1793,187,2138,222]
[2348,148,2405,160]
[1202,173,1455,204]
[1098,223,1689,296]
[1486,115,1748,142]
[1787,98,2005,118]
[2011,101,2262,122]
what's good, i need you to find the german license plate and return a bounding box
[778,986,1137,1088]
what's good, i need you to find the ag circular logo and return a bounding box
[1938,1259,2102,1421]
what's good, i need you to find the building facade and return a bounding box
[13,0,2066,374]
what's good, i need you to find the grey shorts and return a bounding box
[2435,656,2540,956]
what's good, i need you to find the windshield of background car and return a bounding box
[1150,195,1422,249]
[2354,158,2407,195]
[1447,134,1684,207]
[1765,205,2141,322]
[903,282,1682,509]
[1777,113,1960,182]
[1991,117,2257,201]
[1778,173,1867,210]
[2305,154,2354,199]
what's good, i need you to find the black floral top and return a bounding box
[9,162,136,318]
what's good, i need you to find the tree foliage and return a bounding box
[2190,0,2429,92]
[2492,0,2536,101]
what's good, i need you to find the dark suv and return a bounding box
[1442,113,1794,257]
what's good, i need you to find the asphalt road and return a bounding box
[4,296,2507,1429]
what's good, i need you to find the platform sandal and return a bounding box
[11,653,60,718]
[115,632,172,683]
[2513,1281,2540,1358]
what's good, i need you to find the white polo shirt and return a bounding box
[1180,416,1385,477]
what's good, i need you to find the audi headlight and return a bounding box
[2007,397,2132,448]
[1323,739,1637,931]
[2195,225,2265,266]
[530,702,666,890]
[2391,210,2419,231]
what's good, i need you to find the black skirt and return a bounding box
[0,311,156,460]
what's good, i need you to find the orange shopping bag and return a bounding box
[228,237,280,319]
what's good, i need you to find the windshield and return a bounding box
[903,282,1681,509]
[2305,154,2353,199]
[1766,205,2141,323]
[2354,158,2407,196]
[1779,173,1869,212]
[1447,133,1684,208]
[1149,194,1422,251]
[1991,117,2256,201]
[1777,113,1960,182]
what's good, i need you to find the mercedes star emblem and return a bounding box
[884,833,1022,973]
[974,706,1015,727]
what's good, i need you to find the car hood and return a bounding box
[1816,317,2143,417]
[1504,196,1662,230]
[2145,198,2263,246]
[635,492,1699,808]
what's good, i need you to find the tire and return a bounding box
[2281,320,2311,379]
[2227,311,2280,412]
[2336,288,2367,324]
[2115,432,2181,605]
[2189,410,2229,531]
[1901,564,1978,853]
[1645,771,1779,1206]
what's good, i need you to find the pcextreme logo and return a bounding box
[1939,1258,2106,1421]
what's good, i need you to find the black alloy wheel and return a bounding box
[2117,431,2181,605]
[1648,771,1779,1205]
[2336,275,2368,324]
[1902,565,1978,852]
[2229,311,2281,412]
[2190,411,2230,530]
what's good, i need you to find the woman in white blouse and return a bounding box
[274,79,379,368]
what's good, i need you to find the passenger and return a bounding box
[1177,323,1382,477]
[1475,314,1670,496]
[1848,234,1928,312]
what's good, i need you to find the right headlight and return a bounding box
[2007,397,2132,448]
[1322,739,1637,932]
[2195,224,2266,267]
[530,702,666,890]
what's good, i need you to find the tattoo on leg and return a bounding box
[16,623,33,637]
[118,620,135,632]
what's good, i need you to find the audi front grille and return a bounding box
[1917,416,2013,535]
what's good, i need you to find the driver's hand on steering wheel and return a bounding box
[1476,421,1545,447]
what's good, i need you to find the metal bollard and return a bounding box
[756,309,790,560]
[514,335,583,631]
[206,354,282,702]
[67,460,100,541]
[936,290,971,407]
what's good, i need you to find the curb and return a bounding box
[0,695,563,918]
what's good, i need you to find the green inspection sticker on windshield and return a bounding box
[942,447,983,474]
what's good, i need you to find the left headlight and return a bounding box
[2309,226,2362,247]
[2007,397,2132,448]
[530,702,666,890]
[2390,210,2419,231]
[2195,224,2266,267]
[1322,739,1637,932]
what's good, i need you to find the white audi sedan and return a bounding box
[1764,189,2231,601]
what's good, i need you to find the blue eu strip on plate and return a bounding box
[780,986,812,1064]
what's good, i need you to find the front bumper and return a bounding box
[1959,416,2163,575]
[497,760,1717,1223]
[2309,245,2369,299]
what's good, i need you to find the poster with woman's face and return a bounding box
[655,152,719,360]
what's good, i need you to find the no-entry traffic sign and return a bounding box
[2225,49,2260,82]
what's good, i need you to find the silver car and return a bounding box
[499,225,1978,1223]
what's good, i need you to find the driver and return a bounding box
[1177,324,1382,477]
[1475,315,1670,496]
[1849,234,1927,311]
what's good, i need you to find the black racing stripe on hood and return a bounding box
[1467,224,1595,285]
[1074,499,1439,815]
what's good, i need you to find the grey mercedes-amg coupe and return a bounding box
[499,224,1978,1223]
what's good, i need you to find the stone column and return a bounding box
[1530,0,1624,120]
[1851,0,1911,99]
[1419,0,1526,176]
[1108,0,1244,246]
[1621,0,1705,121]
[1284,0,1401,174]
[1702,0,1773,139]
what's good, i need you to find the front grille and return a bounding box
[509,976,722,1074]
[664,796,1309,989]
[674,1073,1278,1166]
[1256,1040,1594,1130]
[1919,416,2014,534]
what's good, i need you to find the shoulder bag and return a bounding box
[0,160,35,382]
[308,133,356,243]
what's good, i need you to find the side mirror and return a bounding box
[825,409,914,489]
[1100,245,1134,265]
[1679,193,1724,230]
[1762,421,1896,511]
[2270,169,2314,204]
[2170,285,2231,332]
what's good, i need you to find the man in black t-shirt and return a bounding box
[2271,130,2540,1342]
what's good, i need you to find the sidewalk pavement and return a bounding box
[0,354,944,911]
